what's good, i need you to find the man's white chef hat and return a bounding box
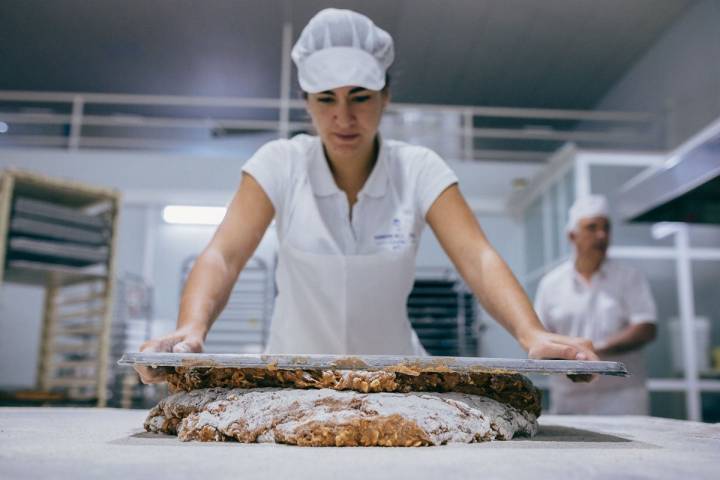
[566,195,610,233]
[291,8,394,94]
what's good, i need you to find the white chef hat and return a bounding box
[566,195,610,233]
[291,8,394,94]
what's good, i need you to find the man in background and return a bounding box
[535,195,657,414]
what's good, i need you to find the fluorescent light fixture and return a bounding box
[162,205,226,225]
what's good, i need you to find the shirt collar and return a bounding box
[570,256,609,286]
[308,135,388,198]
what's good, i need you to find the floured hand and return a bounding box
[134,327,204,384]
[525,331,598,383]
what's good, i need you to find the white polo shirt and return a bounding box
[241,134,458,255]
[534,259,656,343]
[535,258,656,392]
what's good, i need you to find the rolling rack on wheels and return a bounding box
[0,169,120,407]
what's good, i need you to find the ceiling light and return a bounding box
[0,122,8,133]
[162,205,226,225]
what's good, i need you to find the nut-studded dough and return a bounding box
[145,387,538,446]
[165,368,541,416]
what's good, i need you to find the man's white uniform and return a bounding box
[535,254,657,414]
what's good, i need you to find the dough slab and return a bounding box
[145,387,538,446]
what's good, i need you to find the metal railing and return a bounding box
[0,89,661,162]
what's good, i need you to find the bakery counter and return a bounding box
[1,407,718,479]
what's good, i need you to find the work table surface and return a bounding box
[1,407,718,480]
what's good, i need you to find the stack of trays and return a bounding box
[5,196,112,272]
[407,277,480,357]
[407,278,462,356]
[460,291,480,356]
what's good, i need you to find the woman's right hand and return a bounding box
[524,330,599,383]
[134,174,273,385]
[134,327,205,384]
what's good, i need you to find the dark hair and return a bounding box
[301,73,391,99]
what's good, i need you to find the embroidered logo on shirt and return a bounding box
[374,216,416,251]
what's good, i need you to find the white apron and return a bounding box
[545,265,651,415]
[549,351,650,415]
[264,166,426,356]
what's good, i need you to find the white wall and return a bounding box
[0,284,44,387]
[0,144,261,194]
[593,0,720,148]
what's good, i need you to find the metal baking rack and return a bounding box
[107,273,153,408]
[0,169,120,406]
[408,267,481,357]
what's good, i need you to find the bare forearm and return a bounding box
[136,175,273,383]
[427,186,597,368]
[427,186,545,351]
[177,248,245,338]
[458,247,544,350]
[596,323,656,356]
[175,174,273,338]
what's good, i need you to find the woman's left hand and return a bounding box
[523,330,599,383]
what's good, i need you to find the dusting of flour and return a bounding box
[146,388,537,446]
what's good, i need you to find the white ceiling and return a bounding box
[0,0,695,191]
[1,0,694,108]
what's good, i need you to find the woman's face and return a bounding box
[305,86,389,158]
